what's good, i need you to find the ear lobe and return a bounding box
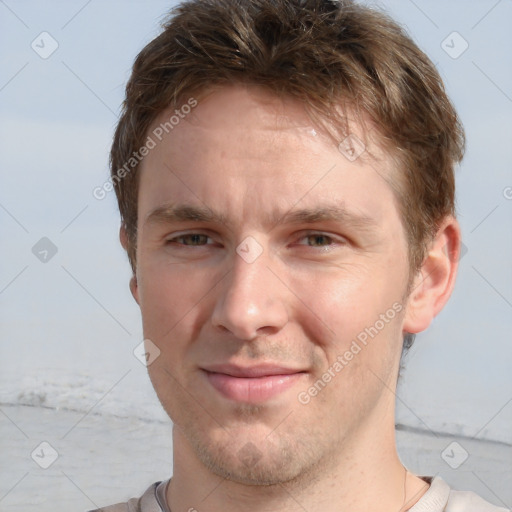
[403,217,461,335]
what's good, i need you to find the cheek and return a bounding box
[137,260,217,341]
[288,265,401,338]
[286,261,406,388]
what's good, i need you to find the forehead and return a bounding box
[150,83,390,162]
[138,83,401,226]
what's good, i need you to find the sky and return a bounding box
[0,0,511,448]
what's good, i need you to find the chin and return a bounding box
[196,437,303,485]
[182,419,330,486]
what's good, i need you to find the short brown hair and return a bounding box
[111,0,464,275]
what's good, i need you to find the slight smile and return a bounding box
[202,364,308,403]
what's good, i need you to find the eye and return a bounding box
[300,233,334,247]
[296,232,340,248]
[167,233,212,246]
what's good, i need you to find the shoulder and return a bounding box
[408,476,509,512]
[446,489,510,512]
[87,481,166,512]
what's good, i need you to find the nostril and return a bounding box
[255,325,280,337]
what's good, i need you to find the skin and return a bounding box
[121,83,461,512]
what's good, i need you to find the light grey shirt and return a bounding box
[90,476,510,512]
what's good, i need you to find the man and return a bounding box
[92,0,508,510]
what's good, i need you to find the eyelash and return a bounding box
[297,233,337,248]
[166,233,213,246]
[165,231,345,250]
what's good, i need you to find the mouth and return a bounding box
[202,364,307,403]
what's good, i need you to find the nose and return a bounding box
[211,248,289,340]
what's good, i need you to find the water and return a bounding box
[1,369,511,511]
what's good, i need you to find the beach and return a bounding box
[1,403,510,511]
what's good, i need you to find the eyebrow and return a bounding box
[143,202,378,233]
[276,206,377,232]
[144,204,228,227]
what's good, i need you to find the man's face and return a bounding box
[132,84,411,484]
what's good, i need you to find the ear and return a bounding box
[403,216,461,334]
[129,275,140,305]
[120,224,140,305]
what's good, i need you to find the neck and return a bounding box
[166,407,429,512]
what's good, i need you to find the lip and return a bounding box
[202,364,306,403]
[204,363,304,378]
